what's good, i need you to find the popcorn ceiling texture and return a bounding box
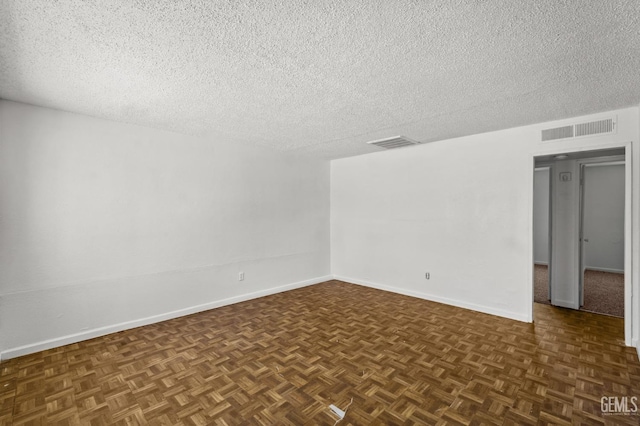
[1,1,639,159]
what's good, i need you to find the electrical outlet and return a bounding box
[238,272,244,281]
[425,272,430,279]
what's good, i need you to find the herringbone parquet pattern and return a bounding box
[1,281,639,425]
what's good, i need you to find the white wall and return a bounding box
[533,168,549,264]
[583,164,625,273]
[0,100,330,359]
[331,107,639,332]
[331,132,534,321]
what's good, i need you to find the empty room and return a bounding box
[1,1,640,425]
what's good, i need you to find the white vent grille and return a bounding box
[575,118,614,137]
[541,126,573,141]
[367,135,421,150]
[541,117,616,142]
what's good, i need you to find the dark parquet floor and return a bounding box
[1,280,639,425]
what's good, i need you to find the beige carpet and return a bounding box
[534,264,624,317]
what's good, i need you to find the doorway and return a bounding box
[532,148,626,318]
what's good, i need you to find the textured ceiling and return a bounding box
[1,1,640,159]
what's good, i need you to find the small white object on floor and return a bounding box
[329,397,354,425]
[329,404,345,419]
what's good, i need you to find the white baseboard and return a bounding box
[633,338,640,360]
[534,261,548,266]
[585,266,624,274]
[332,275,530,323]
[0,275,332,361]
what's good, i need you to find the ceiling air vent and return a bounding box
[367,135,422,150]
[541,117,616,142]
[541,125,573,142]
